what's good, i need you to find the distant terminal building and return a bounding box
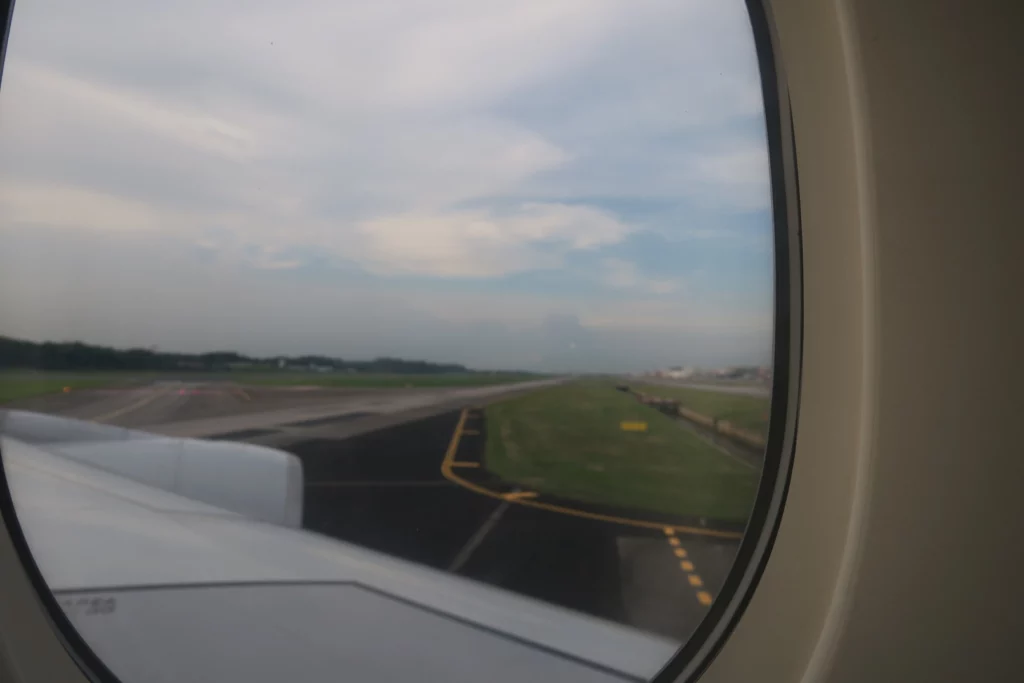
[653,366,695,379]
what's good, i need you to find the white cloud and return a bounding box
[353,0,623,111]
[324,118,571,210]
[2,0,769,224]
[685,142,772,210]
[0,0,775,369]
[355,203,631,277]
[9,0,623,117]
[580,296,772,335]
[0,181,166,232]
[0,63,277,165]
[600,258,682,294]
[0,227,772,370]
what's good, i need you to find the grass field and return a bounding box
[236,372,541,389]
[484,381,760,520]
[0,373,126,403]
[633,384,772,437]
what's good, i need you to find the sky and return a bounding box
[0,0,775,373]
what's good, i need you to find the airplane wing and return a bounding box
[0,411,678,683]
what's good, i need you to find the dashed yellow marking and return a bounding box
[450,462,481,468]
[440,409,743,539]
[620,421,648,432]
[665,535,713,607]
[505,491,539,501]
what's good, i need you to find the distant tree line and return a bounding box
[0,336,475,375]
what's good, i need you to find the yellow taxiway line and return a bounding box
[440,408,743,540]
[664,527,716,608]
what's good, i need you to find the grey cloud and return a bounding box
[5,0,767,219]
[0,0,774,370]
[0,228,770,371]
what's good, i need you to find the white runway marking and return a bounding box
[91,387,168,424]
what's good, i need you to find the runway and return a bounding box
[8,378,741,642]
[7,379,561,436]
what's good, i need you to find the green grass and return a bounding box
[237,372,540,389]
[633,384,771,437]
[0,373,125,403]
[484,381,759,520]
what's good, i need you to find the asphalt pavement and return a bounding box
[7,379,561,434]
[293,409,740,642]
[10,379,742,642]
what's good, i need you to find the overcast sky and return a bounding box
[0,0,774,373]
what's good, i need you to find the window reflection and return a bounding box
[0,0,775,680]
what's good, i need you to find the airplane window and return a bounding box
[0,1,796,682]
